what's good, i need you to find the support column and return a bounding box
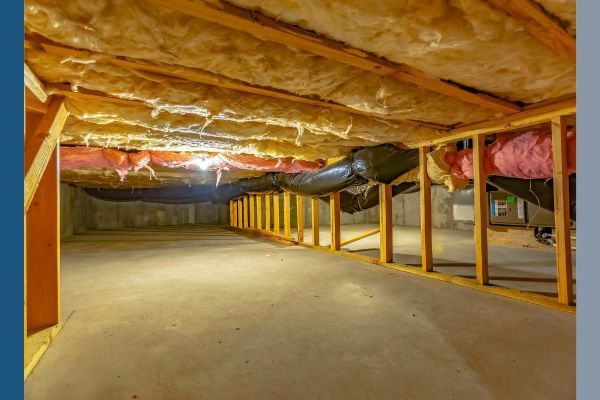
[249,194,255,229]
[379,184,393,263]
[551,115,574,305]
[419,146,433,271]
[243,196,249,229]
[265,194,271,232]
[311,196,320,246]
[256,195,263,230]
[237,199,243,227]
[229,200,233,226]
[473,135,489,285]
[330,192,341,251]
[273,192,280,235]
[283,192,291,238]
[296,195,304,242]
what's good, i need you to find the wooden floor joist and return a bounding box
[551,116,574,305]
[311,196,320,246]
[473,135,489,285]
[330,193,341,251]
[24,63,48,104]
[486,0,576,61]
[379,184,393,263]
[419,147,433,272]
[145,0,521,114]
[296,195,304,242]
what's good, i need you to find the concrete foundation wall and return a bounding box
[60,184,88,239]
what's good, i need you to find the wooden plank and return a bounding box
[26,147,60,334]
[24,98,69,213]
[342,228,380,247]
[330,193,341,251]
[237,199,243,227]
[265,194,271,232]
[473,135,489,285]
[26,90,48,114]
[283,192,291,238]
[273,192,280,235]
[28,38,448,129]
[413,96,576,148]
[311,196,320,246]
[24,63,47,103]
[296,195,304,242]
[256,195,263,230]
[249,195,255,229]
[551,115,574,305]
[145,0,520,114]
[378,184,393,262]
[419,147,433,272]
[487,0,575,60]
[243,196,249,229]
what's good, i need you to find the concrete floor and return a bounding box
[299,224,576,298]
[26,224,575,399]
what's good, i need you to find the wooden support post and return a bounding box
[273,192,280,235]
[249,195,255,229]
[419,147,433,271]
[265,194,271,232]
[237,199,243,227]
[296,195,304,242]
[26,145,60,334]
[473,135,489,285]
[379,184,393,262]
[283,192,291,238]
[256,195,263,230]
[330,192,341,251]
[243,196,249,229]
[551,116,574,305]
[229,200,234,226]
[311,196,320,246]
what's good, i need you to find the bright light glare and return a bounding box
[192,157,211,170]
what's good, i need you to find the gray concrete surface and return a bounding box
[26,225,574,399]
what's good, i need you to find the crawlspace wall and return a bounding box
[60,183,88,238]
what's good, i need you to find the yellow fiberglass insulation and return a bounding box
[24,0,500,125]
[225,0,575,103]
[27,49,443,148]
[535,0,576,35]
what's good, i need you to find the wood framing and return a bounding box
[330,193,341,251]
[283,192,291,238]
[249,195,255,229]
[551,116,574,305]
[145,0,520,114]
[311,196,320,246]
[265,193,271,232]
[419,147,433,272]
[379,184,393,263]
[25,98,69,213]
[486,0,576,60]
[296,195,304,242]
[229,200,234,226]
[28,38,447,130]
[243,196,249,228]
[341,228,380,247]
[413,96,576,148]
[237,199,243,227]
[273,192,280,235]
[473,135,489,285]
[256,195,263,230]
[24,63,48,103]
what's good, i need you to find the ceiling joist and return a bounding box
[25,36,450,131]
[24,62,48,103]
[486,0,576,60]
[145,0,521,115]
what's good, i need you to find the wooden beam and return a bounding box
[24,63,47,103]
[486,0,575,60]
[551,116,574,305]
[330,193,341,251]
[243,196,249,229]
[283,192,291,238]
[229,200,234,226]
[237,199,243,227]
[413,95,576,148]
[296,195,304,242]
[419,147,433,272]
[249,194,255,229]
[473,135,489,285]
[379,184,393,262]
[26,146,60,334]
[256,195,263,230]
[265,194,271,232]
[342,228,380,247]
[145,0,521,114]
[311,196,320,246]
[25,98,69,213]
[27,37,449,129]
[273,192,280,235]
[26,90,49,114]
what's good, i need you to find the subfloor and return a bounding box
[26,224,575,399]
